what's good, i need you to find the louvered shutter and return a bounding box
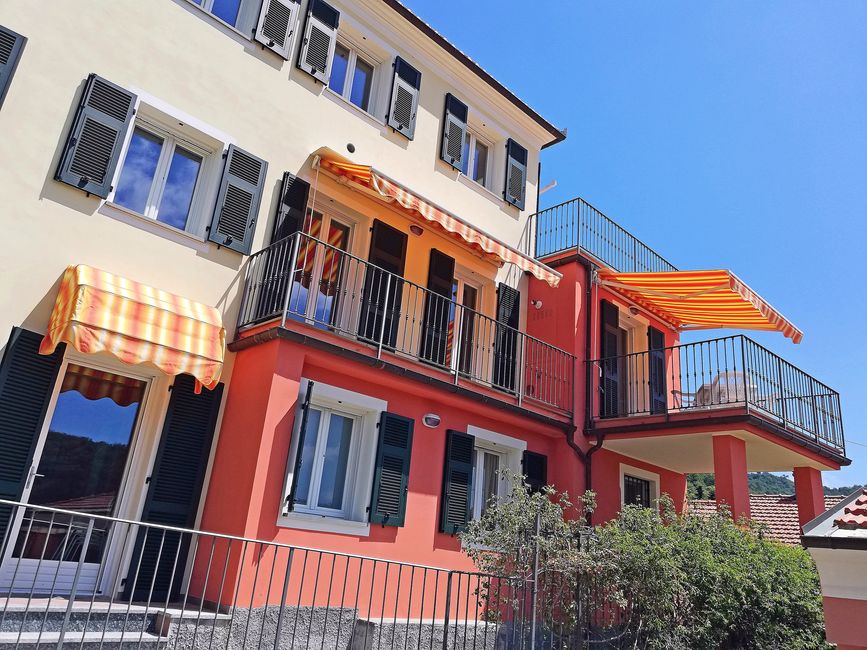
[648,326,667,415]
[124,374,223,601]
[0,25,26,110]
[420,250,455,367]
[271,171,310,243]
[600,299,621,418]
[440,430,474,534]
[208,144,267,255]
[522,450,548,494]
[440,94,468,170]
[255,0,300,60]
[0,328,64,556]
[296,0,339,84]
[493,283,521,391]
[54,74,136,198]
[387,57,421,140]
[358,220,407,347]
[286,380,314,512]
[503,139,528,210]
[369,412,414,527]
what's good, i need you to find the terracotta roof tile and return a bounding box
[835,489,867,529]
[689,494,844,545]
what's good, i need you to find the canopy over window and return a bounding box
[39,265,225,389]
[317,155,561,287]
[597,269,803,343]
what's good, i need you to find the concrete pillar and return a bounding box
[712,434,750,520]
[794,466,825,527]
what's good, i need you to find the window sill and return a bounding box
[457,173,505,206]
[277,511,371,537]
[99,202,211,251]
[324,88,385,130]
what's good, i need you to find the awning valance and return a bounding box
[597,269,803,343]
[39,265,226,389]
[318,157,561,287]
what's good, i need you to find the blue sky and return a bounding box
[404,1,867,487]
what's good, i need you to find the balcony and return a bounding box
[527,197,677,272]
[588,335,845,458]
[236,233,575,415]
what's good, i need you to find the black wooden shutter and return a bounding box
[440,94,468,170]
[125,374,223,601]
[358,220,407,347]
[286,380,314,512]
[0,25,26,110]
[296,0,339,84]
[387,56,421,140]
[600,299,621,418]
[271,171,310,243]
[503,139,528,210]
[440,430,474,534]
[493,283,521,391]
[208,144,268,255]
[369,412,414,527]
[647,326,667,415]
[420,250,455,366]
[0,328,64,556]
[55,74,136,198]
[522,450,548,494]
[255,0,300,60]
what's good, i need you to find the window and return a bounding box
[451,277,480,376]
[328,42,376,113]
[112,121,212,234]
[188,0,256,30]
[470,447,503,520]
[461,132,490,188]
[620,464,659,509]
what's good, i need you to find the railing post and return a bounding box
[740,336,749,415]
[529,510,540,649]
[452,303,463,385]
[280,233,301,328]
[516,335,527,407]
[777,356,788,429]
[376,273,392,359]
[441,571,454,650]
[57,518,95,648]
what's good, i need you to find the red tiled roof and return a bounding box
[835,489,867,530]
[690,494,844,545]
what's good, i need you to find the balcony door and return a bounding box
[357,220,407,348]
[420,250,455,367]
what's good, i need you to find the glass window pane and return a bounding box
[460,132,471,176]
[329,44,350,96]
[157,146,202,231]
[115,128,163,215]
[473,140,489,186]
[350,56,374,110]
[481,452,500,516]
[314,220,351,325]
[211,0,241,26]
[293,409,321,506]
[317,413,353,510]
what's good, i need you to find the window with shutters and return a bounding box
[327,40,378,114]
[185,0,260,34]
[280,380,386,536]
[466,426,525,522]
[460,131,491,189]
[620,464,658,509]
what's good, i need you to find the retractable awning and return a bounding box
[317,156,561,287]
[39,265,225,389]
[597,269,803,343]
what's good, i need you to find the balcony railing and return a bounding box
[237,233,576,413]
[588,335,845,455]
[527,197,677,273]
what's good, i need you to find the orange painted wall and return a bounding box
[823,596,867,649]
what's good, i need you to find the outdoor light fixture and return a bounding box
[346,143,356,153]
[531,300,543,309]
[629,306,640,316]
[422,413,441,428]
[409,224,424,236]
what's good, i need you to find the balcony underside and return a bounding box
[589,407,848,473]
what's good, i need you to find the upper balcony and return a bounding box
[234,232,575,418]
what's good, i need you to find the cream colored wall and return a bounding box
[0,0,549,363]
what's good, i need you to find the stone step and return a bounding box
[0,629,165,649]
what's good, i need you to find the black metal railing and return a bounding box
[0,499,630,649]
[527,198,677,273]
[236,233,576,413]
[588,335,845,455]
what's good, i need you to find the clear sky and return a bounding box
[403,1,867,487]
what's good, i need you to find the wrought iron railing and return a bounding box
[0,499,630,649]
[527,197,677,273]
[588,335,845,455]
[237,233,575,413]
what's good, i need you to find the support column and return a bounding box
[794,466,825,528]
[712,435,750,520]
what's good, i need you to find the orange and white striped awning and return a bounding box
[318,157,561,287]
[39,265,225,389]
[597,269,803,343]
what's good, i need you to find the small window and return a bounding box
[188,0,256,30]
[328,41,376,113]
[624,474,652,507]
[470,447,503,520]
[112,121,212,235]
[461,131,490,188]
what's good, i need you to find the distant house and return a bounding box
[802,488,867,650]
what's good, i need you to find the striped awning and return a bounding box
[597,269,803,343]
[39,265,226,389]
[319,157,561,287]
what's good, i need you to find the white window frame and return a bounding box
[327,37,381,117]
[450,269,483,374]
[461,130,493,190]
[279,380,387,536]
[466,425,526,522]
[619,463,660,508]
[184,0,260,35]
